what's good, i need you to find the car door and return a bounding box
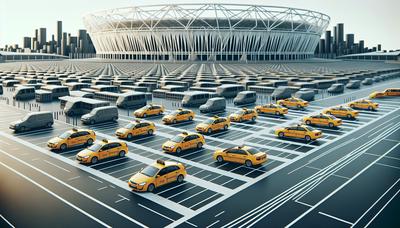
[109,143,120,157]
[166,166,180,183]
[296,127,307,139]
[77,131,89,144]
[99,144,110,160]
[155,168,169,187]
[235,149,248,164]
[68,132,81,146]
[181,136,191,150]
[224,149,236,162]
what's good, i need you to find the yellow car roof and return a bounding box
[151,160,179,169]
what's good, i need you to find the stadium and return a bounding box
[83,3,330,61]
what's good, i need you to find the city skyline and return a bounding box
[1,0,399,51]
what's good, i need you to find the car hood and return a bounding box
[163,141,177,147]
[10,120,22,126]
[48,137,62,144]
[129,172,152,183]
[77,149,93,157]
[196,123,209,129]
[163,114,174,119]
[81,114,90,119]
[116,128,129,133]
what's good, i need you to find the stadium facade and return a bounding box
[83,4,330,61]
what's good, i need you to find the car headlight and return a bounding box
[139,182,146,186]
[170,145,175,149]
[82,155,90,159]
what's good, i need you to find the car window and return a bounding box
[158,168,169,176]
[183,136,191,142]
[236,149,247,155]
[70,133,80,138]
[169,166,180,172]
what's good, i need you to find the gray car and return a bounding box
[13,86,35,100]
[346,80,361,89]
[81,106,119,125]
[362,78,373,85]
[233,91,256,105]
[327,83,344,93]
[200,97,226,113]
[9,111,53,132]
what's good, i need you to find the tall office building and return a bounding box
[78,29,88,53]
[359,40,365,53]
[377,44,381,51]
[333,26,337,52]
[325,30,332,55]
[319,39,325,55]
[337,23,344,55]
[57,21,62,49]
[38,28,47,49]
[346,34,354,49]
[23,37,31,49]
[61,32,67,56]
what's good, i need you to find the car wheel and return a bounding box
[278,132,284,138]
[224,125,228,131]
[347,114,352,119]
[328,123,334,128]
[112,116,117,122]
[275,111,280,116]
[368,106,373,110]
[297,104,301,108]
[245,160,252,167]
[91,156,98,164]
[197,142,203,149]
[86,138,94,145]
[326,111,331,115]
[173,119,177,124]
[147,129,154,135]
[177,174,184,183]
[60,143,67,151]
[143,114,147,118]
[119,150,126,157]
[159,111,163,115]
[47,122,53,128]
[90,119,95,125]
[256,109,261,113]
[127,133,133,140]
[216,155,224,163]
[251,116,256,122]
[147,184,155,192]
[305,135,311,142]
[207,128,212,134]
[176,147,182,153]
[306,120,311,125]
[350,104,355,108]
[189,116,193,121]
[239,117,243,122]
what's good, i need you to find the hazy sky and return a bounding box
[1,0,399,50]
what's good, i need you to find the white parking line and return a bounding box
[43,160,71,173]
[138,203,174,222]
[318,211,353,225]
[0,159,112,228]
[88,176,104,183]
[0,214,15,228]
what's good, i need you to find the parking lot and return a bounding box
[1,60,400,227]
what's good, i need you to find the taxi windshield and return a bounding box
[171,135,185,143]
[235,110,244,115]
[247,148,260,155]
[58,132,71,139]
[88,143,102,152]
[140,166,160,177]
[304,126,315,131]
[203,119,214,124]
[124,123,136,129]
[171,110,180,115]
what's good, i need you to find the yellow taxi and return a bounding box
[213,145,267,167]
[47,128,96,151]
[370,88,400,98]
[128,160,186,192]
[115,120,156,139]
[275,124,322,141]
[277,97,309,109]
[76,139,128,164]
[229,108,258,122]
[162,132,205,153]
[162,108,195,124]
[255,103,288,116]
[195,116,230,134]
[303,113,342,128]
[134,104,165,118]
[322,106,359,119]
[348,99,379,111]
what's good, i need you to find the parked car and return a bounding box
[9,111,53,132]
[233,91,256,105]
[81,106,118,125]
[327,83,344,93]
[199,97,226,113]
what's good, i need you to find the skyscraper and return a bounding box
[23,37,31,49]
[57,21,62,50]
[359,40,365,53]
[325,30,331,55]
[337,23,344,55]
[346,34,354,49]
[38,28,47,49]
[78,29,88,53]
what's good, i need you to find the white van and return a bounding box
[13,86,35,100]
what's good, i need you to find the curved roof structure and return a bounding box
[83,4,330,61]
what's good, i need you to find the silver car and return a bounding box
[81,106,118,125]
